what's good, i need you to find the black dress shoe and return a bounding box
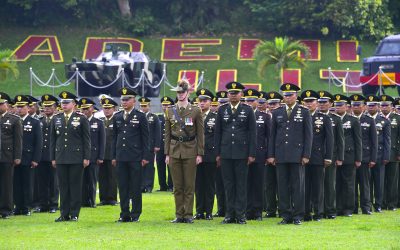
[264,213,277,218]
[116,217,132,223]
[213,212,225,217]
[344,213,353,217]
[327,215,336,219]
[55,216,70,222]
[293,219,302,225]
[221,218,236,224]
[13,210,22,216]
[312,216,321,221]
[254,216,262,221]
[49,209,57,213]
[375,207,382,213]
[185,218,194,224]
[194,213,205,220]
[388,207,397,211]
[353,209,359,214]
[278,219,291,225]
[1,214,10,219]
[362,210,372,215]
[237,218,247,224]
[131,218,140,222]
[205,214,213,220]
[70,216,78,221]
[24,211,31,216]
[304,215,312,222]
[170,218,185,223]
[33,207,41,213]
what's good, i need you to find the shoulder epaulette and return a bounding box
[7,113,19,118]
[220,103,229,107]
[329,112,340,117]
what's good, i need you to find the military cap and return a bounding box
[101,97,118,108]
[211,96,219,106]
[171,79,190,92]
[191,97,199,105]
[365,95,380,105]
[93,106,99,112]
[216,91,229,103]
[139,96,151,106]
[9,99,15,106]
[379,94,394,105]
[58,91,77,102]
[161,96,174,105]
[317,90,334,102]
[348,94,365,106]
[258,91,268,104]
[118,87,137,99]
[225,81,245,93]
[0,92,12,103]
[394,97,400,107]
[26,95,39,106]
[78,98,95,109]
[243,89,260,101]
[266,91,283,104]
[333,94,350,104]
[196,88,214,100]
[280,83,300,95]
[300,90,319,101]
[41,94,59,106]
[14,95,30,107]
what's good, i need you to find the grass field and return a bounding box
[2,26,398,98]
[1,185,400,249]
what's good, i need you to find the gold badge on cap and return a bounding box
[45,95,49,100]
[382,96,387,101]
[320,91,324,97]
[270,93,275,98]
[232,83,236,89]
[260,93,264,98]
[105,99,109,104]
[286,84,290,90]
[369,96,373,101]
[306,91,311,97]
[354,95,359,101]
[221,92,226,97]
[164,97,167,101]
[62,92,67,99]
[17,96,22,101]
[248,90,253,96]
[122,88,127,95]
[82,99,86,104]
[201,89,205,95]
[336,95,340,101]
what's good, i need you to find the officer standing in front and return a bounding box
[79,98,105,208]
[215,81,257,225]
[165,79,204,224]
[37,94,59,213]
[194,88,217,220]
[317,91,345,219]
[50,91,91,222]
[301,90,333,222]
[113,87,150,222]
[243,89,270,221]
[139,97,161,193]
[333,94,362,217]
[98,97,119,206]
[156,96,174,192]
[0,92,22,219]
[380,95,400,210]
[267,83,313,225]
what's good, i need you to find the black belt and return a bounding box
[171,135,196,142]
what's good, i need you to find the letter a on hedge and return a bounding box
[12,35,64,62]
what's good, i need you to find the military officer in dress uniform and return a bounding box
[215,81,256,225]
[79,98,105,208]
[12,95,42,216]
[0,92,22,219]
[156,96,174,192]
[244,89,270,221]
[113,87,150,222]
[365,95,391,213]
[98,97,118,206]
[213,90,228,218]
[257,91,268,113]
[333,94,362,217]
[349,94,377,215]
[51,91,91,222]
[139,97,161,193]
[210,96,219,113]
[301,90,333,222]
[267,83,313,225]
[263,91,283,218]
[194,88,217,220]
[165,80,204,224]
[37,94,59,213]
[317,91,344,219]
[380,95,400,210]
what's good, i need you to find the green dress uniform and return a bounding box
[50,91,91,221]
[0,92,22,218]
[165,101,204,221]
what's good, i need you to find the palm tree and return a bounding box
[254,37,310,84]
[0,49,19,82]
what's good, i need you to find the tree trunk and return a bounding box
[117,0,132,18]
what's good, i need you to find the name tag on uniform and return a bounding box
[185,117,193,126]
[91,123,98,129]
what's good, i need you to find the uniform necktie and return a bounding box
[287,107,292,118]
[232,107,236,114]
[124,112,128,121]
[65,114,69,126]
[46,117,51,124]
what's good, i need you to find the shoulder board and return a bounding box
[99,117,106,121]
[31,116,39,121]
[220,103,229,107]
[54,113,63,117]
[329,112,340,117]
[75,111,85,116]
[7,113,20,118]
[299,105,308,109]
[114,110,123,114]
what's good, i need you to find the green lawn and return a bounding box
[1,26,398,98]
[1,187,400,249]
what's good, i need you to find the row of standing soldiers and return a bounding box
[0,81,399,224]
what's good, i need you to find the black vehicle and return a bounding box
[360,34,400,95]
[65,49,165,97]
